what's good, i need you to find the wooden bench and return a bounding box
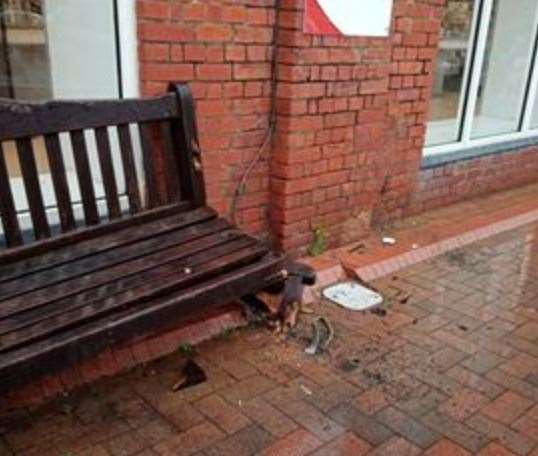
[0,83,286,393]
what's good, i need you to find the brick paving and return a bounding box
[1,221,538,455]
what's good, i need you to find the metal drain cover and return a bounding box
[323,281,383,311]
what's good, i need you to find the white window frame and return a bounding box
[116,0,139,99]
[425,0,538,157]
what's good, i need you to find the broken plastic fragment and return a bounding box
[300,385,313,395]
[323,281,383,311]
[370,307,387,317]
[305,317,334,355]
[172,359,207,391]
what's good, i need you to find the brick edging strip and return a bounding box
[354,208,538,282]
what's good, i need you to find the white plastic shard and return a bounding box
[322,281,384,311]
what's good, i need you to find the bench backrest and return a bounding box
[0,83,205,251]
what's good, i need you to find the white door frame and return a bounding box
[116,0,139,99]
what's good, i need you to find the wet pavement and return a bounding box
[1,222,537,455]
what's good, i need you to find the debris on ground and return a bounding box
[300,385,313,395]
[178,342,194,356]
[254,262,317,335]
[172,359,207,392]
[446,250,471,267]
[240,294,272,324]
[362,368,385,385]
[394,289,411,304]
[370,307,387,317]
[349,242,366,254]
[340,357,361,372]
[382,236,396,246]
[323,281,383,311]
[305,317,334,355]
[458,325,468,332]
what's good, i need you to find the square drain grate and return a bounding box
[322,281,383,311]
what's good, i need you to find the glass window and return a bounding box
[426,0,476,146]
[0,0,120,101]
[0,0,127,231]
[471,0,538,138]
[0,1,51,99]
[425,0,538,153]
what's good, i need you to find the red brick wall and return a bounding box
[137,0,277,237]
[374,0,444,224]
[270,0,444,252]
[270,1,393,252]
[385,1,538,217]
[137,0,538,253]
[411,147,538,213]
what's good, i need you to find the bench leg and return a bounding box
[240,262,317,330]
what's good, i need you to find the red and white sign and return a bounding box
[304,0,393,37]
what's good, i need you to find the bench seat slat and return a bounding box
[0,222,237,337]
[0,252,284,391]
[0,202,197,269]
[0,208,216,284]
[0,217,231,308]
[0,236,265,352]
